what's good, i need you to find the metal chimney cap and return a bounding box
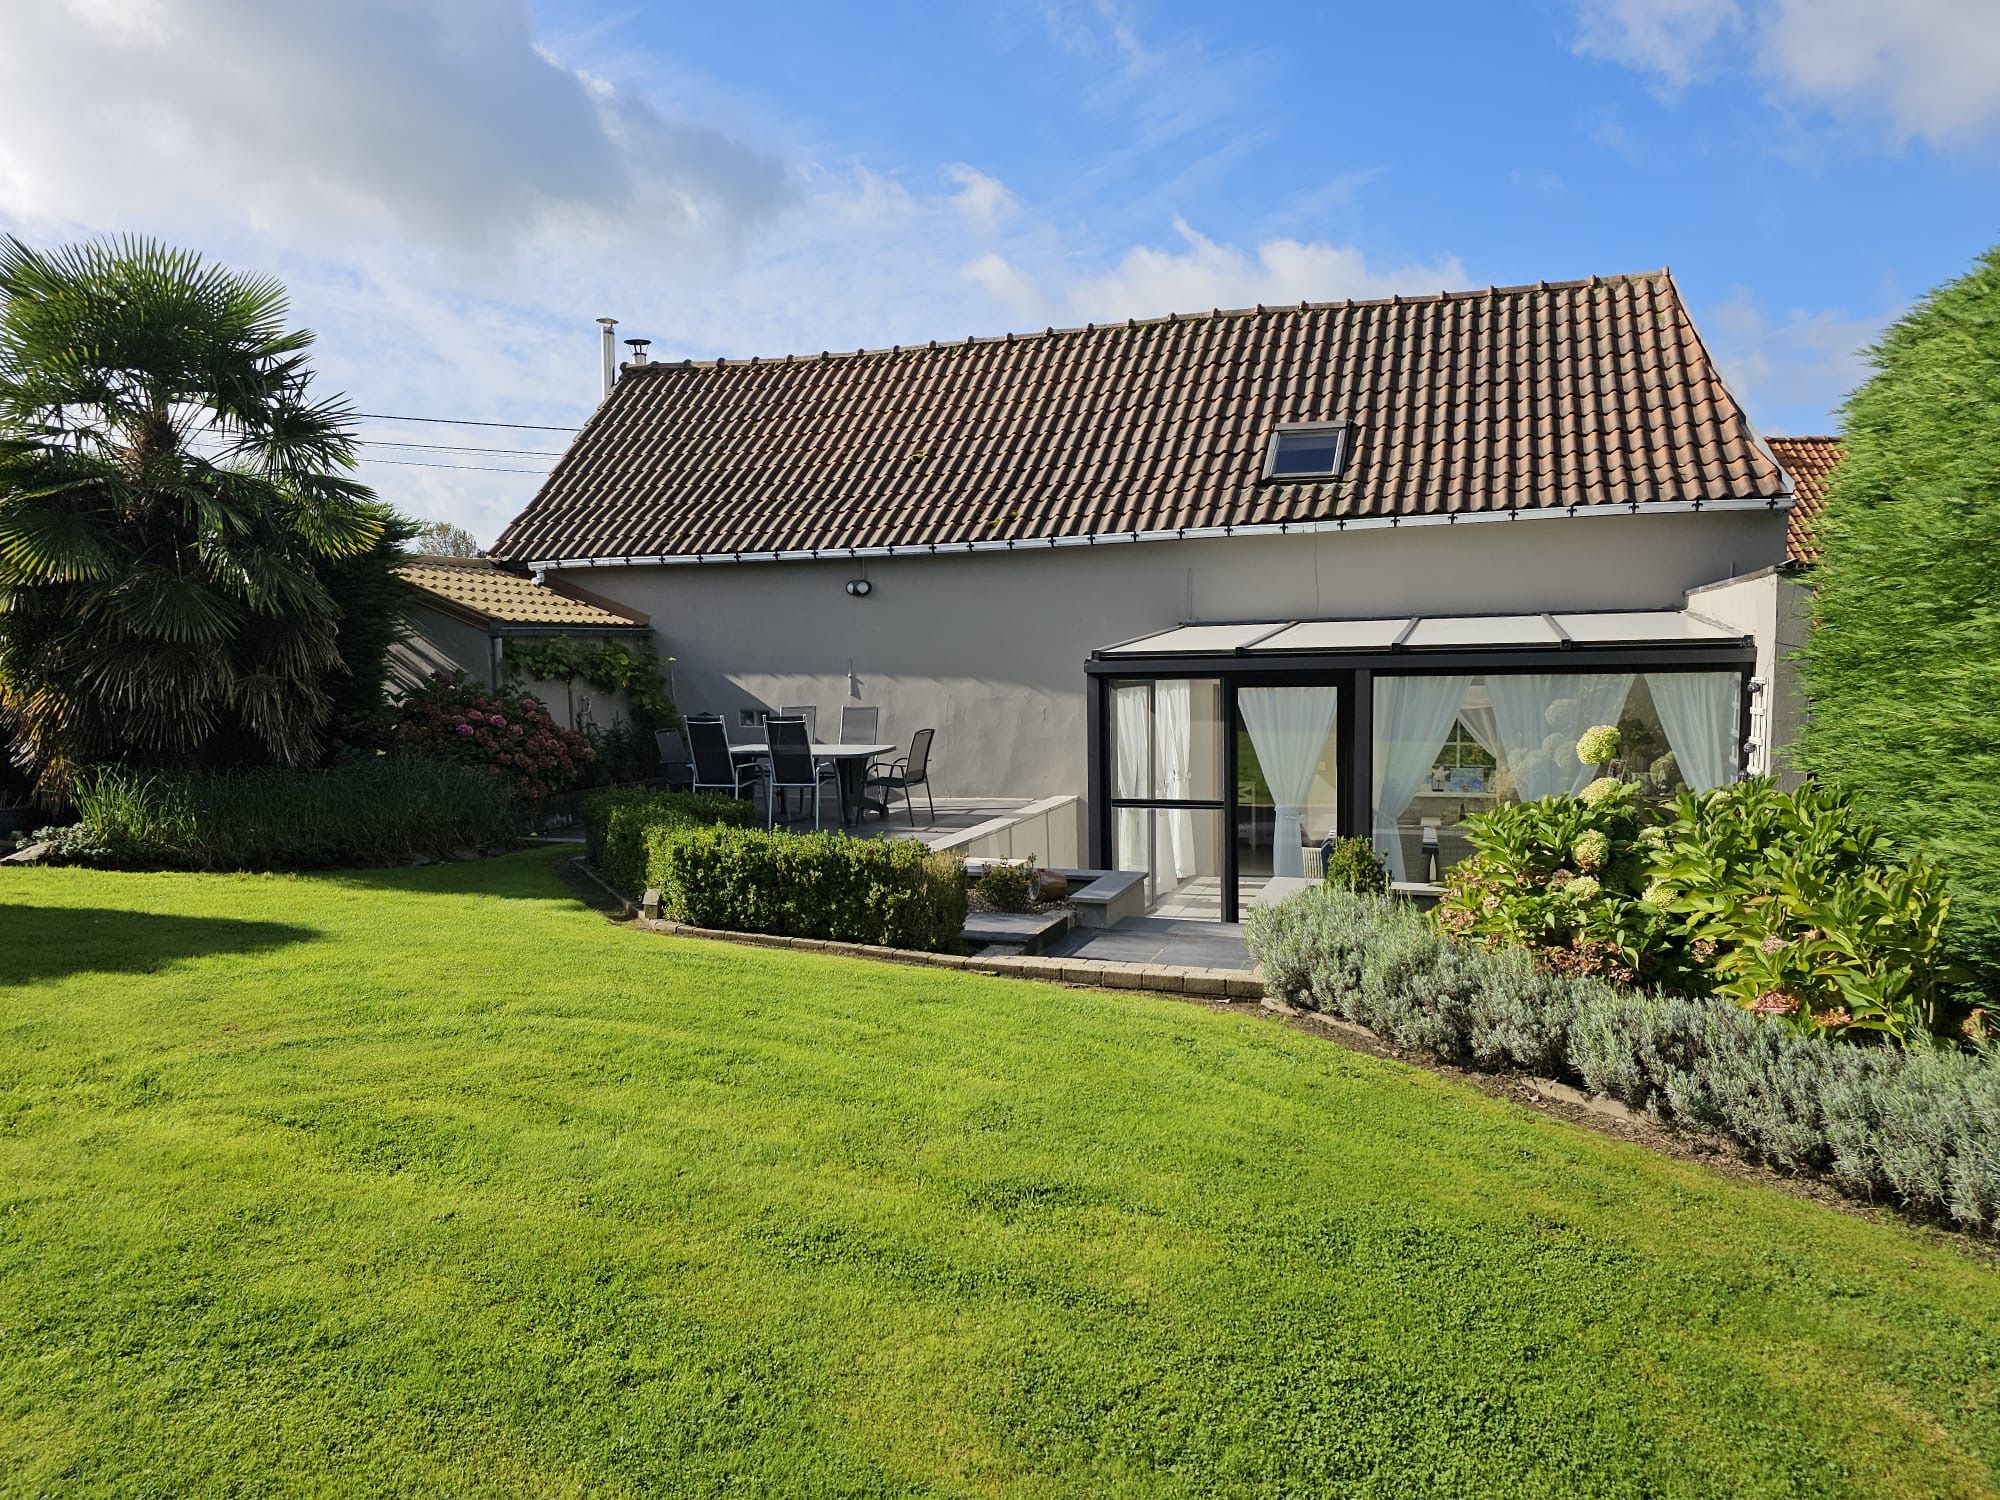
[596,316,618,327]
[624,337,652,349]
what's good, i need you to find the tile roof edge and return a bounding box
[611,268,1677,371]
[1656,267,1794,501]
[510,494,1791,571]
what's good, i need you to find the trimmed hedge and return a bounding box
[653,825,966,953]
[581,787,756,896]
[1249,887,2000,1233]
[47,756,521,870]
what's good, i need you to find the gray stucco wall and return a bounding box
[391,604,496,691]
[1685,567,1813,788]
[548,508,1792,801]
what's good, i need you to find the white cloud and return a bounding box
[1572,0,1741,89]
[1008,218,1466,324]
[1701,289,1892,434]
[0,0,790,263]
[960,253,1052,322]
[1759,0,2000,146]
[943,165,1018,230]
[1572,0,2000,145]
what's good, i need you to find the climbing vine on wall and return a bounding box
[502,637,677,784]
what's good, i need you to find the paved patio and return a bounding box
[845,797,1034,850]
[1043,916,1252,970]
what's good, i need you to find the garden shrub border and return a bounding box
[580,787,966,953]
[41,756,522,871]
[581,786,757,897]
[1250,887,2000,1234]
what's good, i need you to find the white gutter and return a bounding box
[523,495,1790,572]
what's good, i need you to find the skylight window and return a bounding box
[1263,423,1350,481]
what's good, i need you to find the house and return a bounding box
[1767,435,1844,567]
[492,271,1807,920]
[392,556,652,731]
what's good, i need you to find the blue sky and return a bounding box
[1,0,1996,540]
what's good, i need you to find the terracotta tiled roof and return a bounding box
[1766,435,1843,566]
[397,558,648,628]
[493,270,1791,565]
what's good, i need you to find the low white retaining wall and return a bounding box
[929,796,1081,867]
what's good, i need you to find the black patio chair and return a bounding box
[866,727,935,826]
[686,715,763,807]
[763,716,839,829]
[779,704,818,741]
[838,704,880,743]
[654,727,694,790]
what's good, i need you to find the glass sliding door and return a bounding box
[1108,678,1226,916]
[1234,684,1340,909]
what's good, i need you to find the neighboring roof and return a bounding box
[1099,608,1747,659]
[396,557,649,629]
[1766,435,1843,566]
[492,270,1792,567]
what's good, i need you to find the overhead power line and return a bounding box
[361,457,554,474]
[359,439,567,458]
[356,412,579,433]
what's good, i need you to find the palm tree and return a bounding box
[0,236,385,795]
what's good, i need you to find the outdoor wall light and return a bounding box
[845,578,873,597]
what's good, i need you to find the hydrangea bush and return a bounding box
[394,674,593,807]
[1439,775,1968,1046]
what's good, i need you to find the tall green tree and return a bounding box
[0,236,387,794]
[1797,243,2000,970]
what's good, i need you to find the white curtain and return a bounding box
[1114,684,1149,880]
[1487,673,1634,800]
[1154,679,1196,881]
[1647,672,1740,790]
[1457,698,1503,763]
[1240,686,1341,878]
[1371,675,1470,881]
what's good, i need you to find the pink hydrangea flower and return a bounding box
[455,722,474,736]
[1750,990,1797,1016]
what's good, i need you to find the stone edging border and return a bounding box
[562,856,1265,1000]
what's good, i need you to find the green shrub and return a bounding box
[1319,835,1388,895]
[49,757,520,870]
[975,861,1033,912]
[651,825,966,952]
[1648,779,1961,1044]
[1248,887,2000,1233]
[581,786,756,896]
[1438,777,1964,1045]
[1796,244,2000,992]
[1435,779,1677,987]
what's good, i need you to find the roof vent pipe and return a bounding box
[596,317,618,399]
[625,337,651,368]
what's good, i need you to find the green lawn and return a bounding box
[2,851,1997,1498]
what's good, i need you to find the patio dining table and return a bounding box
[730,740,894,827]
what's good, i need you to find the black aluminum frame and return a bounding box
[1086,640,1756,923]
